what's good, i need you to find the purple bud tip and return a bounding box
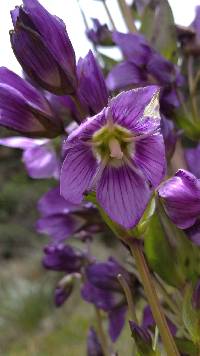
[192,279,200,309]
[129,320,152,344]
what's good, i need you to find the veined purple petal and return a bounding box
[134,133,166,187]
[0,68,52,117]
[38,187,78,216]
[36,214,84,241]
[108,305,127,342]
[97,164,151,228]
[0,84,45,134]
[22,0,76,82]
[60,144,98,203]
[110,86,160,133]
[106,61,146,91]
[158,169,200,229]
[77,50,108,115]
[22,144,59,179]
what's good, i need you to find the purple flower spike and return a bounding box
[61,86,165,228]
[0,136,59,179]
[0,67,63,137]
[158,169,200,229]
[77,51,108,115]
[87,327,103,356]
[10,0,77,94]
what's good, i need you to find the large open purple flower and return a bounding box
[60,86,165,228]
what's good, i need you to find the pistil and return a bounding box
[108,138,123,159]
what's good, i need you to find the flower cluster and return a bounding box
[1,0,200,354]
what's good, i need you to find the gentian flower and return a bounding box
[81,257,132,341]
[10,0,77,94]
[77,50,108,116]
[54,275,74,307]
[87,327,103,356]
[0,136,59,179]
[158,169,200,229]
[43,243,85,273]
[129,321,153,354]
[61,86,165,228]
[107,31,183,115]
[36,187,85,241]
[0,67,63,137]
[86,18,112,46]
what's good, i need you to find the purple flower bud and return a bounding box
[87,327,103,356]
[77,50,108,115]
[10,0,77,94]
[129,320,152,345]
[54,284,73,307]
[43,243,85,272]
[0,67,63,137]
[86,18,112,46]
[158,170,200,229]
[192,279,200,309]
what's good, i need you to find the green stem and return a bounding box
[102,0,116,30]
[95,307,110,356]
[117,273,138,323]
[128,239,180,356]
[117,0,137,32]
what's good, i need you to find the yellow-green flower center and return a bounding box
[92,123,133,164]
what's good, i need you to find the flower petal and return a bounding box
[158,169,200,229]
[110,86,160,133]
[38,187,78,216]
[97,164,151,228]
[22,144,59,179]
[108,305,127,342]
[134,133,166,187]
[106,61,146,91]
[60,144,98,203]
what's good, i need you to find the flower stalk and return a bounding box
[117,273,138,323]
[95,307,110,356]
[127,239,180,356]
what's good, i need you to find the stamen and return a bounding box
[109,138,123,160]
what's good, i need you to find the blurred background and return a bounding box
[0,1,199,355]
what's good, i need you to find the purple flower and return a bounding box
[10,0,77,94]
[0,67,63,137]
[77,51,108,115]
[36,187,85,241]
[81,257,132,341]
[87,327,103,356]
[0,136,59,179]
[185,144,200,178]
[43,243,85,273]
[54,275,74,307]
[129,320,152,353]
[61,86,165,228]
[86,18,112,46]
[158,170,200,229]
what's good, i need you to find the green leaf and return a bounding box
[182,284,200,344]
[175,337,199,356]
[140,0,177,61]
[144,211,183,287]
